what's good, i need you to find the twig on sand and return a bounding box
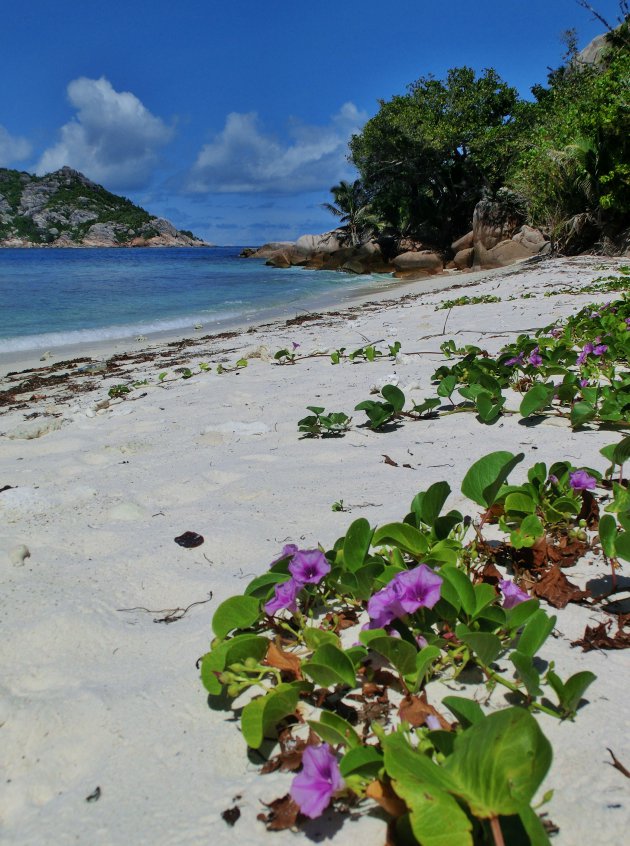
[607,748,630,779]
[442,306,453,335]
[117,592,213,624]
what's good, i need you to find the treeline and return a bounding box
[333,7,629,256]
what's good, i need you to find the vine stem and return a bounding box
[490,816,506,846]
[483,667,561,719]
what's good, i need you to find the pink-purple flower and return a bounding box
[505,351,525,367]
[264,579,301,615]
[270,544,299,566]
[528,347,543,367]
[499,578,530,609]
[290,743,343,818]
[367,565,442,628]
[569,469,597,491]
[264,546,331,616]
[288,549,331,585]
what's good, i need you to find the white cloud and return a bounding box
[35,77,173,190]
[186,102,367,194]
[0,125,32,166]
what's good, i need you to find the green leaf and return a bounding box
[517,610,556,657]
[520,383,555,417]
[612,436,630,467]
[368,635,418,677]
[615,530,630,561]
[241,683,305,749]
[394,776,473,846]
[461,451,524,508]
[476,390,505,423]
[558,671,597,716]
[339,746,383,778]
[372,522,429,557]
[439,566,476,617]
[303,627,340,650]
[302,643,356,688]
[442,696,485,728]
[510,650,543,697]
[382,383,406,412]
[308,710,361,749]
[244,572,289,599]
[505,598,540,631]
[383,730,456,792]
[411,481,451,527]
[414,645,442,688]
[570,401,596,428]
[504,492,537,515]
[212,595,261,638]
[598,514,618,559]
[437,374,459,399]
[343,518,374,571]
[472,583,497,617]
[456,626,502,666]
[445,708,552,817]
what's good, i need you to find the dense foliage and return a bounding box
[343,9,629,254]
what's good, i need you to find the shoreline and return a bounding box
[0,258,540,379]
[1,254,628,846]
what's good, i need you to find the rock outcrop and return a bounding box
[0,166,210,248]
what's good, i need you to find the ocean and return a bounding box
[0,247,390,354]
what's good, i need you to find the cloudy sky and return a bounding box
[0,0,623,244]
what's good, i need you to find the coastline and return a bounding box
[0,258,537,379]
[1,254,628,846]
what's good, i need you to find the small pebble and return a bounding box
[9,544,30,566]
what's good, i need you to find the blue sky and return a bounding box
[0,0,624,244]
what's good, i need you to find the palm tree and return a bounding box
[322,180,380,245]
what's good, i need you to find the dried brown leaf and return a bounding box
[257,794,301,831]
[532,565,590,609]
[365,780,407,818]
[398,694,452,730]
[572,620,630,651]
[264,642,303,680]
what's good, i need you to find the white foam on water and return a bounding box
[0,311,242,353]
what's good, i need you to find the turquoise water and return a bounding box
[0,247,383,353]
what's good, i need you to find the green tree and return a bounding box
[509,22,630,251]
[349,67,523,249]
[322,179,379,245]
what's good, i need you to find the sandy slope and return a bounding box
[1,256,628,845]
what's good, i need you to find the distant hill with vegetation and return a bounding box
[0,166,209,247]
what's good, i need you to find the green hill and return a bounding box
[0,166,209,247]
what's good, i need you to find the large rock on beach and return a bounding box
[392,250,443,274]
[470,196,548,269]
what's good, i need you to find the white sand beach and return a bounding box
[1,256,628,845]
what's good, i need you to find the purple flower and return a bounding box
[367,565,442,627]
[499,579,530,609]
[397,565,443,613]
[625,317,630,329]
[292,341,301,351]
[367,579,408,628]
[593,343,608,356]
[569,470,597,491]
[505,351,525,367]
[270,544,299,566]
[577,343,594,365]
[528,347,543,368]
[288,549,331,586]
[264,579,301,615]
[579,378,589,388]
[290,744,343,818]
[550,327,563,338]
[548,474,559,485]
[425,714,441,731]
